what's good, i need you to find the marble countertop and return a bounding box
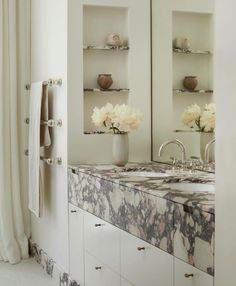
[69,162,215,215]
[68,162,215,276]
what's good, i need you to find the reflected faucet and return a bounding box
[158,139,186,163]
[204,138,215,163]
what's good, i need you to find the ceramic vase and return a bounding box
[200,132,215,162]
[97,74,113,90]
[112,133,129,167]
[107,33,123,47]
[183,76,198,91]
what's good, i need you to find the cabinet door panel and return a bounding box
[84,211,120,273]
[121,278,134,286]
[69,204,84,286]
[174,258,213,286]
[121,230,173,286]
[85,251,120,286]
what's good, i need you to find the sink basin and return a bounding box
[120,171,170,178]
[169,183,215,193]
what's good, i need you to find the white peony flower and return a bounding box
[181,104,201,129]
[91,103,143,133]
[181,103,215,132]
[91,103,114,127]
[200,109,215,132]
[112,104,143,133]
[204,103,216,113]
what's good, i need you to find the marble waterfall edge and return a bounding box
[68,163,215,276]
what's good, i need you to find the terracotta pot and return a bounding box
[97,74,113,90]
[183,76,198,91]
[107,33,123,47]
[112,133,129,167]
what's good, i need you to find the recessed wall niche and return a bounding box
[83,5,129,133]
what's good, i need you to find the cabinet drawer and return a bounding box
[85,251,120,286]
[174,258,213,286]
[84,211,120,273]
[121,278,134,286]
[121,230,173,286]
[69,204,84,285]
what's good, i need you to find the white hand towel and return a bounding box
[28,82,46,217]
[40,83,51,147]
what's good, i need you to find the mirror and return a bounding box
[151,0,215,164]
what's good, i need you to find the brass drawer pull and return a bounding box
[137,247,146,251]
[95,223,102,227]
[184,273,194,278]
[95,266,102,270]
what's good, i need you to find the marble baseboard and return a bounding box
[29,240,80,286]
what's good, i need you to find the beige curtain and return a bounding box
[0,0,30,263]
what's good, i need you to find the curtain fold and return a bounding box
[0,0,30,264]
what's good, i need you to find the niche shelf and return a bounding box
[173,88,213,94]
[84,88,129,93]
[83,5,129,134]
[173,48,212,55]
[83,45,129,51]
[84,131,111,135]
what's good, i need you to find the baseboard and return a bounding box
[29,239,80,286]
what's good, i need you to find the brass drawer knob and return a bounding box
[184,273,194,278]
[137,247,146,251]
[95,266,102,270]
[95,223,102,227]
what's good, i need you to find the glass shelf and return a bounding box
[174,129,198,133]
[84,88,129,93]
[173,88,213,94]
[173,48,213,55]
[83,45,129,51]
[84,131,111,135]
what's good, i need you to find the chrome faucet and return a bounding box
[158,139,186,163]
[204,138,215,163]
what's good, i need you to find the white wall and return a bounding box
[31,0,68,271]
[215,0,236,284]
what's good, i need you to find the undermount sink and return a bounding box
[169,182,215,193]
[120,171,170,178]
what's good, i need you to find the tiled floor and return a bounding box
[0,258,58,286]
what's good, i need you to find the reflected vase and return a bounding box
[112,133,129,167]
[200,132,215,162]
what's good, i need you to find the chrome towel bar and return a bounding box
[25,118,62,127]
[25,78,62,90]
[24,150,62,166]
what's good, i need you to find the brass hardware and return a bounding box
[184,273,194,278]
[137,247,146,251]
[95,223,102,227]
[95,266,102,270]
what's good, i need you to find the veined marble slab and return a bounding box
[68,162,215,276]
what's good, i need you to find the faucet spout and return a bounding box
[158,139,186,163]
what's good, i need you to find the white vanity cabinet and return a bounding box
[69,204,84,286]
[69,203,214,286]
[174,258,214,286]
[84,251,120,286]
[84,211,120,273]
[121,230,173,286]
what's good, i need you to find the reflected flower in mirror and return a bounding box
[181,103,215,132]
